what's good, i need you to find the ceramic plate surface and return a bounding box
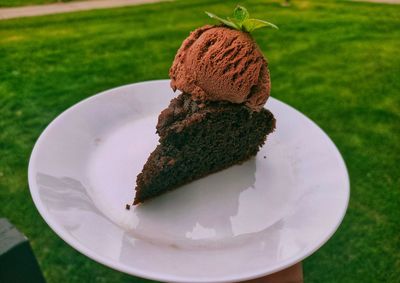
[28,80,349,283]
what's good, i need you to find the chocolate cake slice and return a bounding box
[133,93,275,205]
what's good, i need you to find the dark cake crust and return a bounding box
[134,93,275,205]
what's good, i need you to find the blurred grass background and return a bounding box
[0,0,399,282]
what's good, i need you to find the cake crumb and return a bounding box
[125,204,131,210]
[94,138,102,146]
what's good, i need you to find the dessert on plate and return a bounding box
[133,6,278,205]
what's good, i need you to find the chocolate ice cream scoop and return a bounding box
[169,25,270,112]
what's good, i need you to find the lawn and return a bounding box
[0,0,399,282]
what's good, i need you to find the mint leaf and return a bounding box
[205,6,278,33]
[205,11,239,29]
[233,5,249,23]
[227,17,243,29]
[243,19,279,32]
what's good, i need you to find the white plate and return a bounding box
[28,80,349,283]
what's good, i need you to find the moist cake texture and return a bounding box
[134,93,275,204]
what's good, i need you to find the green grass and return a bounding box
[0,0,77,8]
[0,0,399,282]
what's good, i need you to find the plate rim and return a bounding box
[28,79,350,283]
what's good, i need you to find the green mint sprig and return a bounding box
[205,5,278,33]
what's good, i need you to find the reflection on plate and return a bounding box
[29,80,349,283]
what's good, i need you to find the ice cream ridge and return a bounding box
[170,6,278,111]
[132,6,278,205]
